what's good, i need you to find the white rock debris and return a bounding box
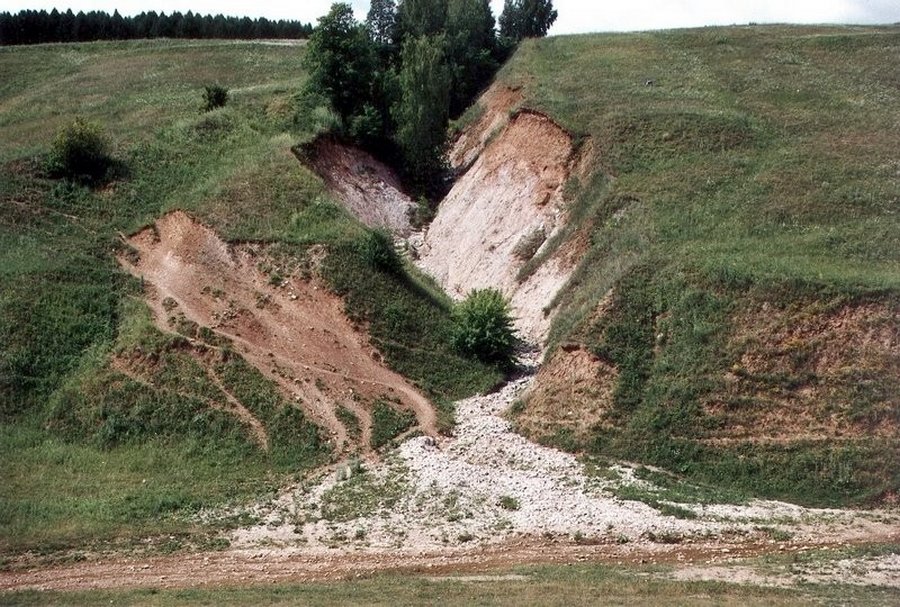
[227,356,868,554]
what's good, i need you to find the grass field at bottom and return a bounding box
[2,562,898,606]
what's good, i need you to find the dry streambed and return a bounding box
[226,356,897,559]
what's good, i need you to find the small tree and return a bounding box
[451,288,516,364]
[202,84,228,111]
[48,117,112,184]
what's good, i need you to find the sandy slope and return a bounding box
[119,210,437,453]
[417,109,581,344]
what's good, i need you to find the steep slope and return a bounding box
[498,26,900,504]
[119,211,438,453]
[299,86,589,346]
[298,137,416,236]
[417,108,588,343]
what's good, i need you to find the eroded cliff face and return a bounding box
[417,98,588,345]
[119,211,438,454]
[300,137,417,237]
[300,84,590,347]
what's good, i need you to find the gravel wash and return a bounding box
[228,360,892,554]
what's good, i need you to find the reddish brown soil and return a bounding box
[707,299,900,441]
[515,343,617,442]
[449,85,524,171]
[119,211,437,453]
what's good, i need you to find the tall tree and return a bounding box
[366,0,397,46]
[499,0,557,42]
[303,3,377,127]
[446,0,497,115]
[397,0,447,40]
[392,34,451,189]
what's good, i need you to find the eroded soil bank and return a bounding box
[416,108,585,344]
[301,85,589,346]
[297,137,416,237]
[119,211,437,454]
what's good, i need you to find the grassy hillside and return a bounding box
[2,26,898,560]
[503,26,900,505]
[0,40,499,556]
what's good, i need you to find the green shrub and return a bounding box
[202,84,229,112]
[451,288,516,364]
[48,118,113,184]
[498,495,520,510]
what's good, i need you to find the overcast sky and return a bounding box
[5,1,899,34]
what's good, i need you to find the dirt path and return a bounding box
[0,541,757,592]
[3,531,897,593]
[119,211,439,453]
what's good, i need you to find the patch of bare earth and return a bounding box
[417,108,585,344]
[667,551,900,589]
[705,298,900,442]
[514,343,618,443]
[295,84,589,346]
[118,210,437,453]
[298,137,416,236]
[449,84,524,171]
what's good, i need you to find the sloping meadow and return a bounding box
[503,26,900,506]
[0,39,499,555]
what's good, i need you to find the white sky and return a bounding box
[4,0,899,34]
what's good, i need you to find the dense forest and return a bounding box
[0,9,313,46]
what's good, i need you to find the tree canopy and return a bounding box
[303,0,552,193]
[0,8,312,45]
[303,3,377,127]
[499,0,558,42]
[393,34,452,189]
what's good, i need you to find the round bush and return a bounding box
[451,288,516,364]
[203,84,229,112]
[49,118,112,183]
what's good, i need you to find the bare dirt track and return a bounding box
[118,210,437,453]
[3,532,898,593]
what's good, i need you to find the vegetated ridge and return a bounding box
[310,24,900,507]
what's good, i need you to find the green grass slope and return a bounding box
[0,40,500,556]
[504,26,900,506]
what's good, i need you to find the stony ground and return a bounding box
[227,354,898,558]
[2,354,897,593]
